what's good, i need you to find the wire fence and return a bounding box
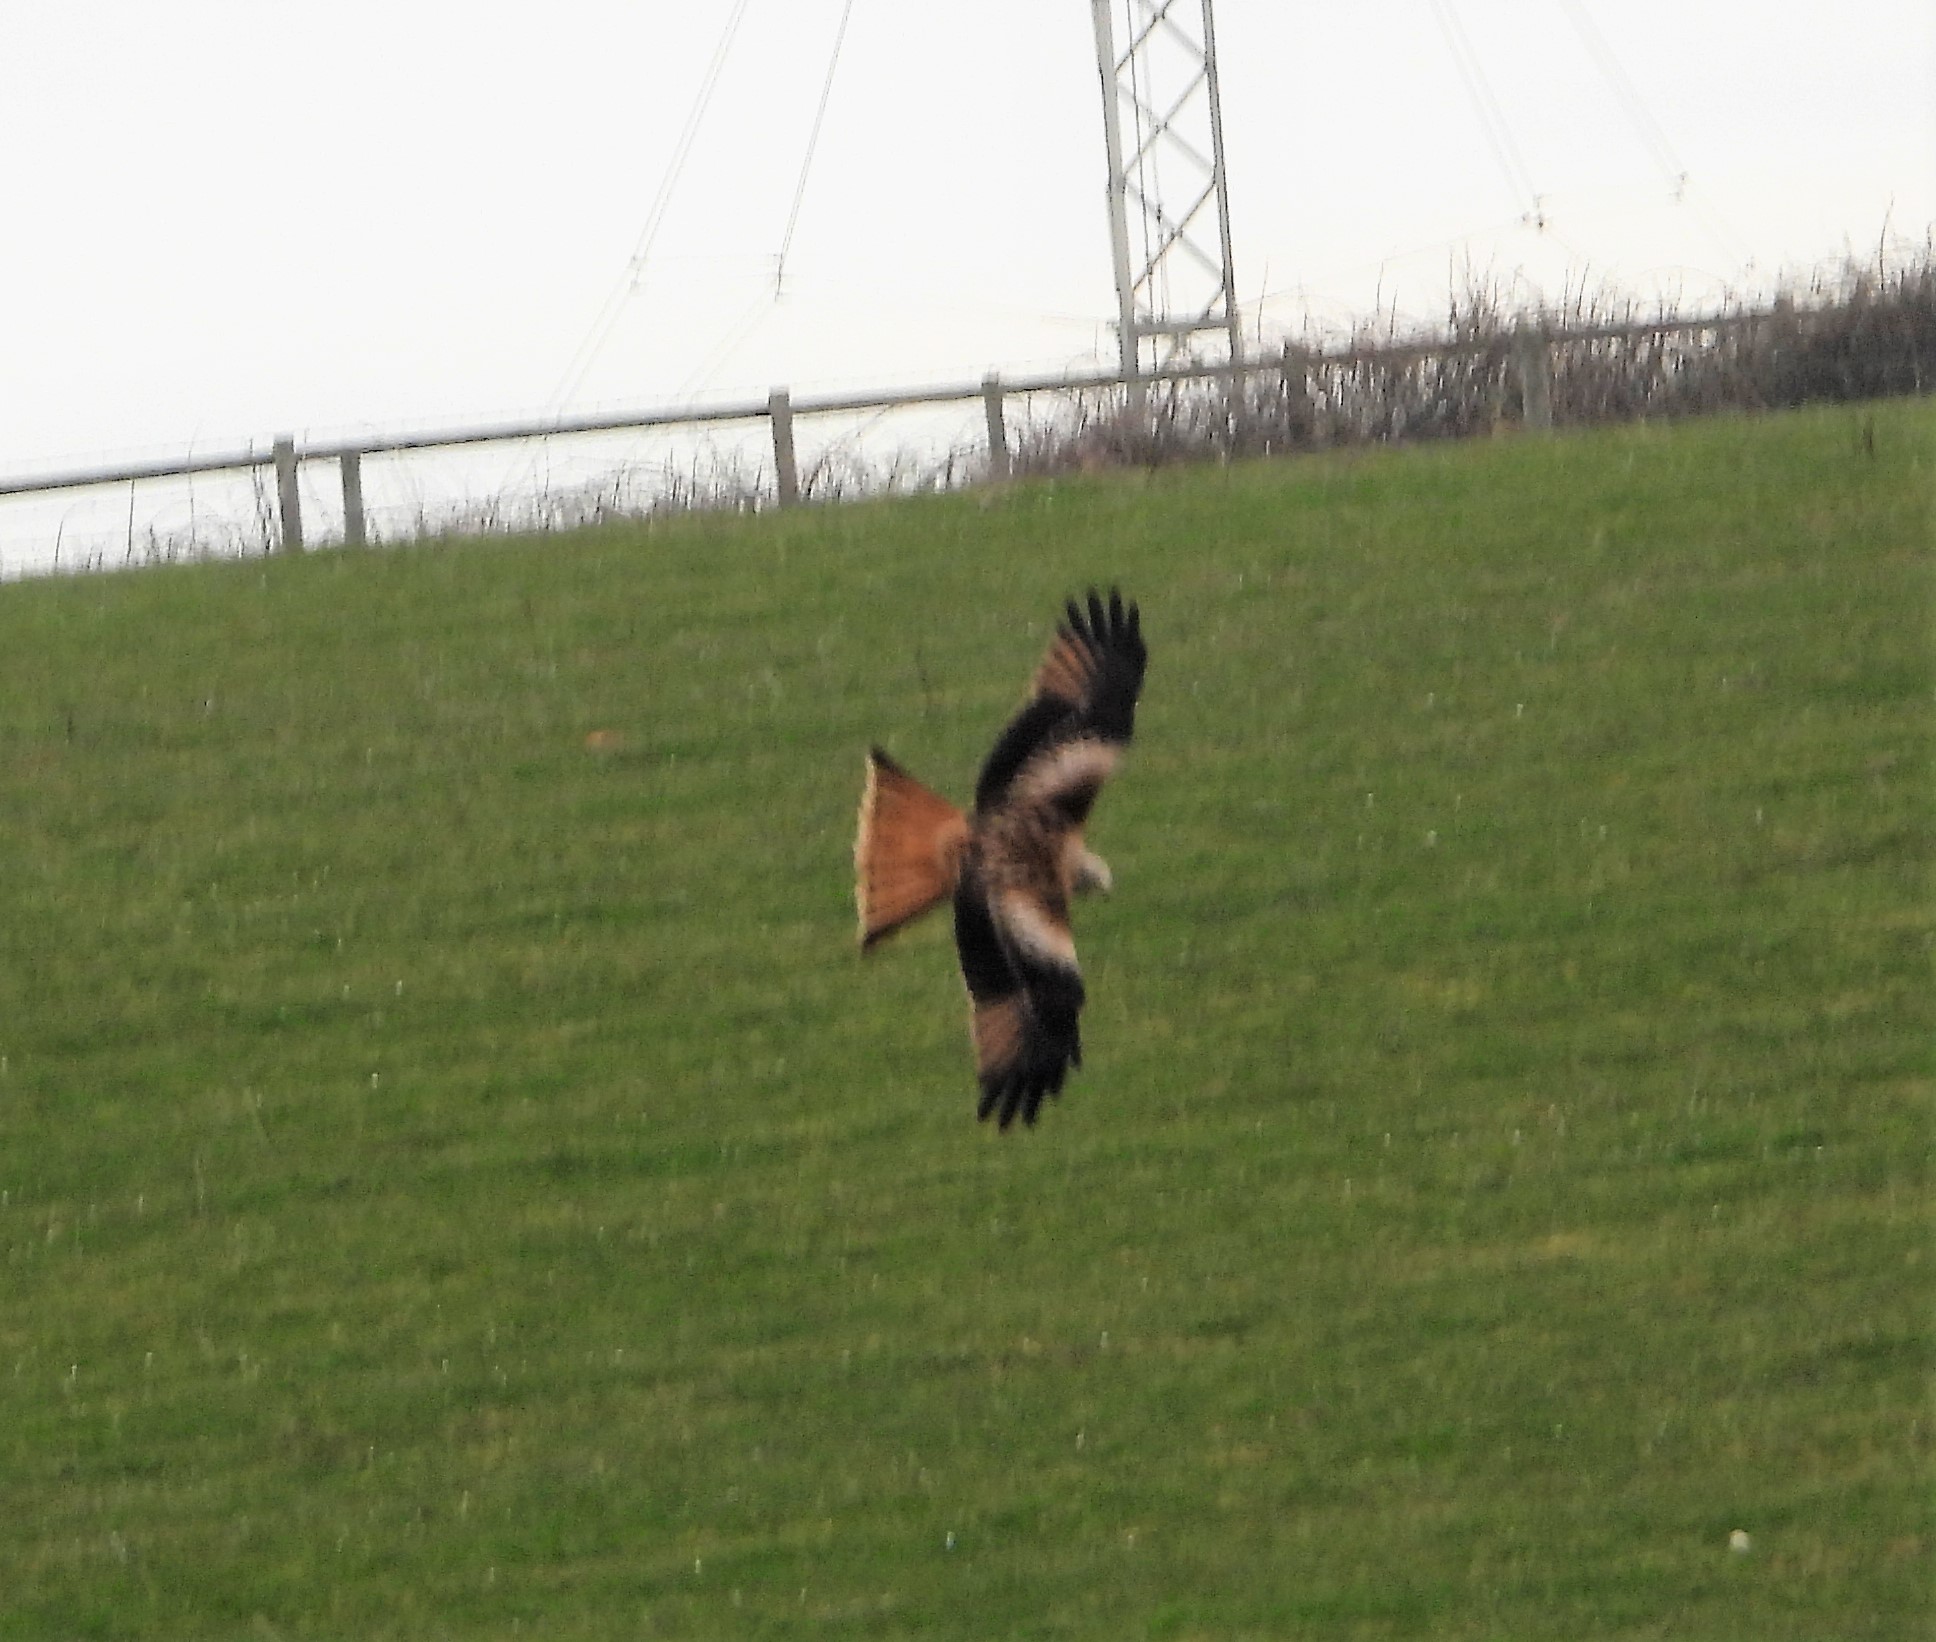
[3,257,1929,579]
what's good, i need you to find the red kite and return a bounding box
[854,589,1147,1129]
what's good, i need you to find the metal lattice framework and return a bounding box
[1089,0,1243,385]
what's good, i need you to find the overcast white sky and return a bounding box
[3,1,1931,474]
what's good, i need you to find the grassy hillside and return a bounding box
[0,401,1928,1639]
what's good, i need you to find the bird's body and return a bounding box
[854,590,1147,1129]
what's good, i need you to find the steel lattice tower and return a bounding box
[1089,0,1243,386]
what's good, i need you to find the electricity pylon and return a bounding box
[1089,0,1243,389]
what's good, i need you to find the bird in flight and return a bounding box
[854,589,1148,1129]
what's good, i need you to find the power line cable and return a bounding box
[679,292,779,399]
[1426,0,1546,227]
[774,0,859,296]
[1555,0,1683,191]
[549,0,754,409]
[1554,0,1753,269]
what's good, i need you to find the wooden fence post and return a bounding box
[272,436,303,551]
[1513,327,1554,432]
[340,452,366,546]
[982,373,1010,480]
[769,388,799,507]
[1280,341,1313,438]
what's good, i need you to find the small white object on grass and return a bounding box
[945,1531,956,1552]
[1729,1529,1752,1554]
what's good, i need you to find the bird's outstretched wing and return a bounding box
[954,589,1147,1129]
[973,587,1147,817]
[954,857,1084,1129]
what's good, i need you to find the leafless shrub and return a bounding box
[1008,238,1934,478]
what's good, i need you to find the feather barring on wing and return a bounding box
[853,589,1147,1130]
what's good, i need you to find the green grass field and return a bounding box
[1,401,1928,1638]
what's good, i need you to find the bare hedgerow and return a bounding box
[1003,238,1934,480]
